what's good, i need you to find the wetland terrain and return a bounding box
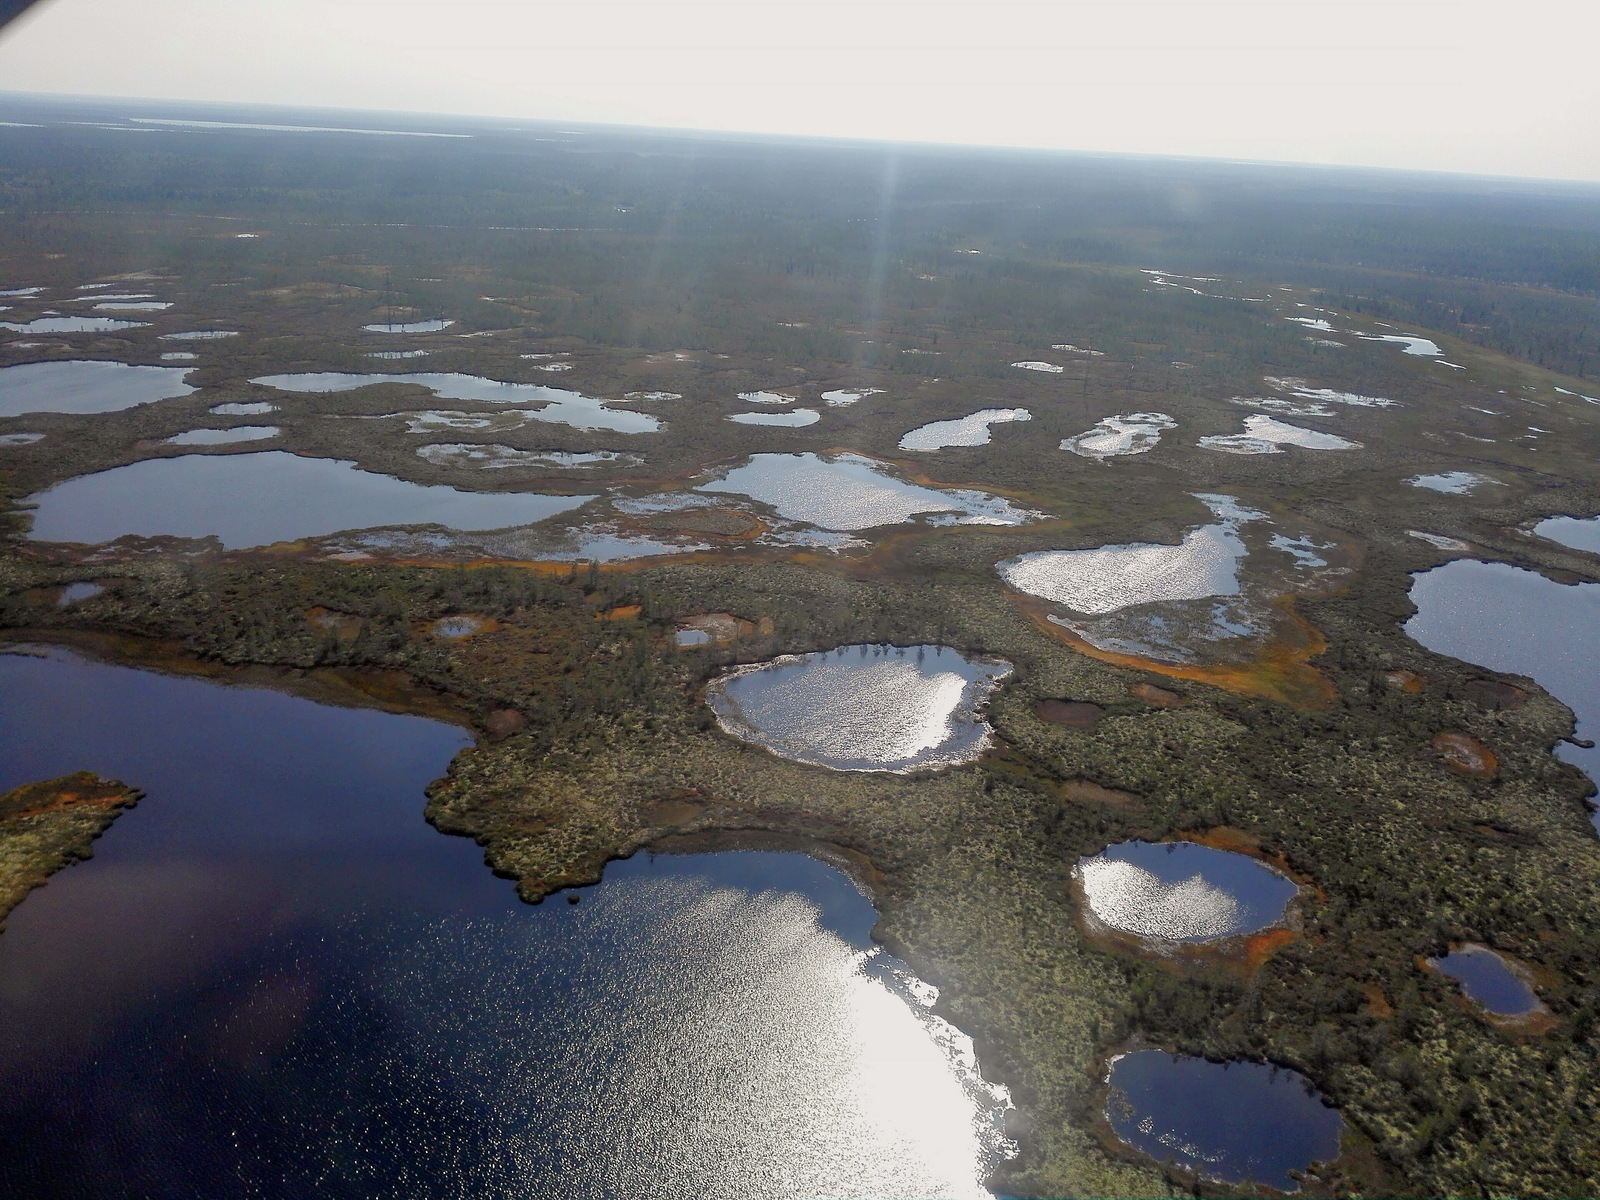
[1,94,1599,1198]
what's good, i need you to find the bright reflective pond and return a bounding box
[25,451,594,549]
[252,372,661,434]
[1430,945,1542,1016]
[0,647,1012,1198]
[1405,559,1599,828]
[1105,1050,1343,1192]
[706,643,1012,772]
[1075,841,1298,943]
[0,360,195,416]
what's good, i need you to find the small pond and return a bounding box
[900,408,1030,450]
[0,432,45,447]
[211,401,276,416]
[362,319,455,333]
[1199,415,1360,455]
[1534,515,1600,554]
[161,330,238,341]
[160,425,279,446]
[251,372,661,435]
[0,316,147,333]
[1105,1050,1343,1192]
[431,615,484,638]
[728,407,820,427]
[159,352,197,361]
[417,444,638,470]
[0,360,196,416]
[1060,412,1173,459]
[369,349,430,359]
[54,582,104,607]
[1408,471,1497,494]
[1429,945,1542,1017]
[821,388,882,406]
[697,452,1037,531]
[706,643,1012,773]
[0,647,1012,1197]
[1405,559,1599,827]
[1075,840,1298,943]
[25,451,595,549]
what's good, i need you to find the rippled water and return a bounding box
[697,452,1037,531]
[0,647,1011,1198]
[1430,945,1542,1016]
[160,425,279,445]
[1405,560,1599,827]
[1075,841,1298,942]
[706,643,1012,772]
[1105,1050,1343,1191]
[1534,515,1600,554]
[25,451,594,548]
[999,494,1257,615]
[899,409,1030,450]
[252,372,661,434]
[0,360,195,416]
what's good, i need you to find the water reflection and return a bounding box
[899,408,1030,451]
[1405,560,1599,827]
[25,451,594,548]
[1534,515,1600,554]
[0,647,1011,1198]
[706,643,1012,772]
[1105,1050,1342,1192]
[0,360,195,416]
[1075,841,1298,943]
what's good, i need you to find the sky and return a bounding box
[1,0,1598,182]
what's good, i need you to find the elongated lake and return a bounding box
[0,647,1012,1197]
[706,643,1012,772]
[0,360,195,416]
[25,451,594,548]
[1105,1050,1343,1192]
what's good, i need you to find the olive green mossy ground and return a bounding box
[0,769,142,931]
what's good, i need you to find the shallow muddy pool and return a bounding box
[1060,412,1173,459]
[697,452,1037,531]
[1405,559,1599,825]
[1075,840,1298,943]
[1429,945,1542,1016]
[1408,471,1497,494]
[0,360,195,416]
[252,372,661,435]
[0,647,1012,1198]
[706,643,1012,773]
[1534,515,1600,554]
[1105,1050,1343,1191]
[899,408,1030,450]
[25,451,594,549]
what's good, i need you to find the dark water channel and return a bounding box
[0,647,1010,1198]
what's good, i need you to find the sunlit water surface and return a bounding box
[0,648,1011,1198]
[1075,841,1298,942]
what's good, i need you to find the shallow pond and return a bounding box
[821,388,882,406]
[160,425,279,446]
[54,581,104,607]
[1060,412,1174,459]
[252,372,661,435]
[1405,559,1599,826]
[706,643,1012,773]
[1075,840,1298,942]
[0,647,1011,1197]
[1105,1050,1343,1191]
[0,432,45,447]
[25,451,594,549]
[0,316,147,333]
[417,444,638,470]
[728,407,820,427]
[0,360,196,416]
[1534,515,1600,554]
[1199,415,1360,455]
[161,329,238,341]
[362,319,455,333]
[1429,945,1542,1016]
[899,408,1030,450]
[697,452,1037,531]
[211,401,276,416]
[1408,471,1497,494]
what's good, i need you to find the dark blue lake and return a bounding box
[0,646,1010,1198]
[1105,1049,1343,1192]
[1430,945,1542,1016]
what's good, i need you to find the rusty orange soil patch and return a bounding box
[1383,669,1425,693]
[1129,681,1186,707]
[1432,731,1498,778]
[1363,981,1396,1019]
[1012,593,1335,710]
[1057,778,1142,810]
[596,604,642,621]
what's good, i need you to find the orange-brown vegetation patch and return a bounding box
[1057,778,1141,810]
[1383,669,1425,693]
[1129,681,1186,707]
[1014,593,1335,710]
[597,604,643,622]
[1035,699,1104,729]
[1432,731,1498,779]
[1363,982,1396,1019]
[485,708,525,741]
[1463,678,1530,708]
[1,771,142,927]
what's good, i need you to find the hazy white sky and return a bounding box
[2,0,1597,181]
